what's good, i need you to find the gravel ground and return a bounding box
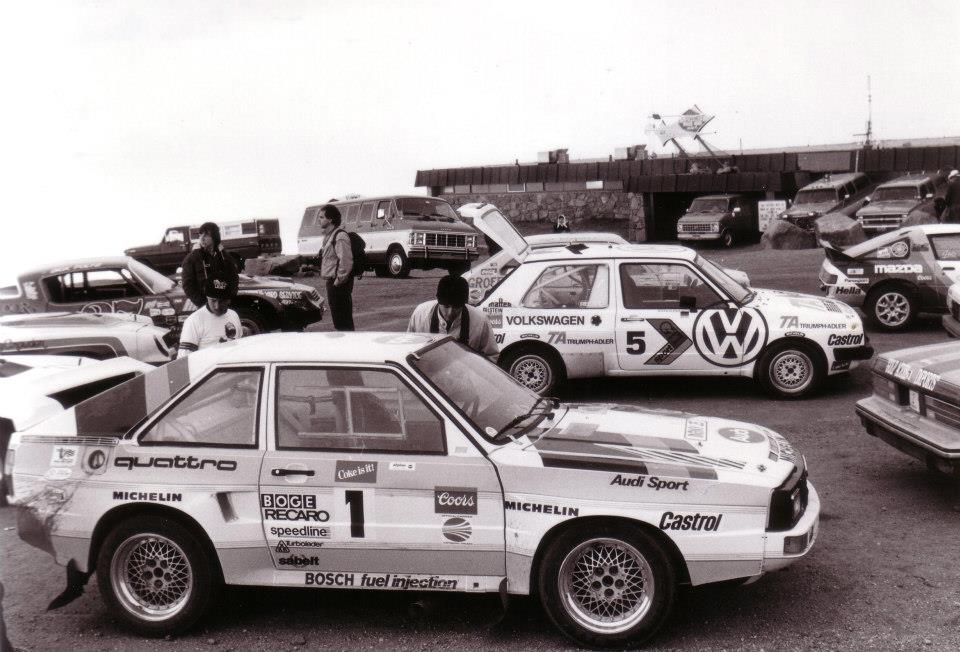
[2,242,959,651]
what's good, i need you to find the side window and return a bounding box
[241,222,256,235]
[310,207,322,227]
[48,372,140,409]
[376,200,391,220]
[276,367,444,454]
[164,229,184,244]
[521,264,609,309]
[140,369,262,447]
[188,228,200,241]
[84,269,142,300]
[358,202,376,226]
[619,263,722,310]
[43,272,83,303]
[930,235,960,260]
[345,204,360,227]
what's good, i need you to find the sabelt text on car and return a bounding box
[8,332,818,648]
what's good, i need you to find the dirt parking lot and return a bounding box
[3,244,960,651]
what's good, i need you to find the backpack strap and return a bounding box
[429,303,470,345]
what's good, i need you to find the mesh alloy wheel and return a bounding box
[558,538,655,634]
[509,354,553,394]
[111,533,193,621]
[769,349,813,393]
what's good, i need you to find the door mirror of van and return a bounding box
[679,295,697,311]
[862,196,870,205]
[843,194,850,200]
[732,206,741,214]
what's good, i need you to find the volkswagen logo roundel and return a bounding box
[693,308,767,367]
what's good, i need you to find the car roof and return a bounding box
[0,312,147,331]
[22,256,134,279]
[527,232,629,247]
[801,173,866,190]
[876,173,944,188]
[186,331,447,367]
[525,242,697,262]
[691,194,738,200]
[305,195,451,210]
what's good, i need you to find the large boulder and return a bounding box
[814,212,866,248]
[243,254,304,277]
[762,219,817,250]
[903,206,940,228]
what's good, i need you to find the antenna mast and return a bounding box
[855,75,873,148]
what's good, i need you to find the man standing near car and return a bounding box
[942,170,960,224]
[177,277,243,357]
[408,275,498,358]
[318,204,355,330]
[181,222,239,310]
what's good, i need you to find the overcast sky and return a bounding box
[2,0,958,281]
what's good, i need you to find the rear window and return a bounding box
[930,235,960,260]
[48,372,140,409]
[0,359,30,378]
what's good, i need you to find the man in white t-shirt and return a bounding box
[177,278,243,358]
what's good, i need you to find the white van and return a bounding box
[297,195,480,278]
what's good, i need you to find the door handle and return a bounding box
[271,468,315,477]
[620,317,646,322]
[943,266,955,271]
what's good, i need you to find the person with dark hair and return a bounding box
[553,214,571,233]
[943,170,960,224]
[318,204,355,330]
[181,221,239,309]
[177,276,242,357]
[407,275,498,357]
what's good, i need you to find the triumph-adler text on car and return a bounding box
[8,332,819,649]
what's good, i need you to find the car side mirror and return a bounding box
[732,207,741,213]
[844,194,850,200]
[787,199,793,207]
[926,193,934,199]
[679,295,697,311]
[863,196,871,204]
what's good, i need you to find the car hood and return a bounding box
[236,274,315,292]
[522,403,801,484]
[857,200,918,216]
[679,213,729,223]
[746,288,859,320]
[782,202,835,217]
[0,311,155,331]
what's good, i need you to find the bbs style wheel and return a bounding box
[757,341,823,399]
[538,522,676,649]
[500,347,564,395]
[97,516,218,635]
[866,286,917,331]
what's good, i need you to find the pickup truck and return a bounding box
[125,219,282,274]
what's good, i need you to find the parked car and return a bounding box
[463,231,630,305]
[0,354,153,506]
[0,257,324,338]
[780,173,873,231]
[297,196,480,278]
[856,173,947,236]
[0,312,173,364]
[676,194,757,247]
[462,204,872,398]
[856,340,960,475]
[125,219,282,274]
[7,332,819,648]
[943,282,960,337]
[819,225,960,331]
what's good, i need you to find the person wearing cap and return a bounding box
[942,170,960,224]
[177,277,243,358]
[407,275,499,357]
[181,221,239,310]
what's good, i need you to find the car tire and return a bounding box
[97,516,218,636]
[538,521,677,649]
[757,341,823,399]
[386,248,410,279]
[234,307,268,336]
[866,286,917,331]
[500,347,564,395]
[720,229,734,248]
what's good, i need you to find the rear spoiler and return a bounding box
[819,239,855,263]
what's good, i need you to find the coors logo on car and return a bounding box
[434,487,477,515]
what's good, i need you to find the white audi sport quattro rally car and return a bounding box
[819,224,960,332]
[460,203,872,399]
[856,341,960,476]
[8,333,819,648]
[0,312,174,364]
[0,354,153,506]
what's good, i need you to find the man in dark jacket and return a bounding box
[942,170,960,224]
[181,222,239,309]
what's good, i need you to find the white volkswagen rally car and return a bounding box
[461,204,873,399]
[7,333,819,648]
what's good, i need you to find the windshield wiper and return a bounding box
[492,396,559,443]
[403,211,434,220]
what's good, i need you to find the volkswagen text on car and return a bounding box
[8,333,819,648]
[819,225,960,331]
[856,341,960,475]
[463,203,872,398]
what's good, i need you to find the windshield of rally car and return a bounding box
[129,258,177,293]
[696,256,751,303]
[411,340,543,440]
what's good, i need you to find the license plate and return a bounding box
[908,389,920,413]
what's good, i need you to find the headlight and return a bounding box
[466,235,476,247]
[710,223,720,232]
[807,212,817,217]
[409,232,425,246]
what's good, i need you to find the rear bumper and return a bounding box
[856,396,960,474]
